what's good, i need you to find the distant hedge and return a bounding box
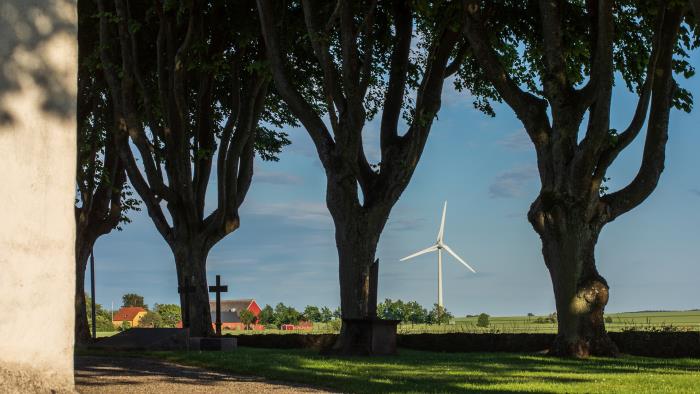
[230,331,700,358]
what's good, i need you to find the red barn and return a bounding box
[176,299,264,330]
[210,299,263,331]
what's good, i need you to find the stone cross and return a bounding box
[208,275,228,335]
[177,277,196,328]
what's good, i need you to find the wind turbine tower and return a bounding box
[400,201,476,309]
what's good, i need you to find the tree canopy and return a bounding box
[95,0,297,336]
[122,293,146,309]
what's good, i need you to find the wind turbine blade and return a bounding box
[400,245,438,261]
[437,201,447,242]
[442,244,476,273]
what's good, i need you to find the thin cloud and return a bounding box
[244,201,331,226]
[690,189,700,197]
[497,130,532,151]
[255,171,303,185]
[489,164,539,199]
[387,217,426,232]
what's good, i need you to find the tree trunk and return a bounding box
[328,186,386,355]
[532,204,619,358]
[74,233,93,346]
[174,241,213,337]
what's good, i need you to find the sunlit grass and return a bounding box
[125,348,700,393]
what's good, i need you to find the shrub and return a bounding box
[154,304,181,328]
[139,311,164,328]
[94,315,115,332]
[476,313,490,327]
[605,316,613,324]
[328,319,341,332]
[239,309,256,330]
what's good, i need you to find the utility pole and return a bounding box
[90,249,96,339]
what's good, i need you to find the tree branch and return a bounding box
[379,1,412,153]
[601,6,683,221]
[537,0,571,110]
[301,0,345,132]
[463,1,550,141]
[593,8,665,181]
[257,0,336,167]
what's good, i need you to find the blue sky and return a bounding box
[92,58,700,317]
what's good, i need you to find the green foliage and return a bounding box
[605,315,614,324]
[534,313,558,324]
[378,299,453,324]
[476,313,490,328]
[95,315,115,332]
[239,309,256,329]
[140,311,164,328]
[302,306,322,323]
[273,303,301,326]
[319,307,334,323]
[258,305,275,326]
[76,0,139,229]
[85,293,115,332]
[257,303,338,327]
[122,293,146,309]
[154,304,181,328]
[378,299,430,324]
[85,293,112,321]
[118,321,131,332]
[456,1,699,115]
[328,318,342,332]
[428,304,453,325]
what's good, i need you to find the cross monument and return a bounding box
[208,275,228,335]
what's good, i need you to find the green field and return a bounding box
[93,310,700,337]
[443,310,700,334]
[117,348,700,393]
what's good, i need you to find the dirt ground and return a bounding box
[74,356,331,394]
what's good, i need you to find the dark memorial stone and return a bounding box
[338,318,400,355]
[323,259,399,356]
[90,328,190,351]
[189,336,237,351]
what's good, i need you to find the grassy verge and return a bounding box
[85,348,700,393]
[96,331,119,338]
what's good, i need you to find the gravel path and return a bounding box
[75,356,331,394]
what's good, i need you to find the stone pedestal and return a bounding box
[326,318,400,356]
[189,337,237,351]
[91,329,190,351]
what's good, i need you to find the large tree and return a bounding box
[97,0,291,336]
[75,0,137,345]
[257,0,475,353]
[461,0,697,357]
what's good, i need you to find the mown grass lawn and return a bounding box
[131,348,700,393]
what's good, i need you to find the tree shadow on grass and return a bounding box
[76,348,700,393]
[127,348,700,393]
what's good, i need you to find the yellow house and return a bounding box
[112,307,147,328]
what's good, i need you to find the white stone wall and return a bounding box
[0,0,77,392]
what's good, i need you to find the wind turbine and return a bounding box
[400,201,475,310]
